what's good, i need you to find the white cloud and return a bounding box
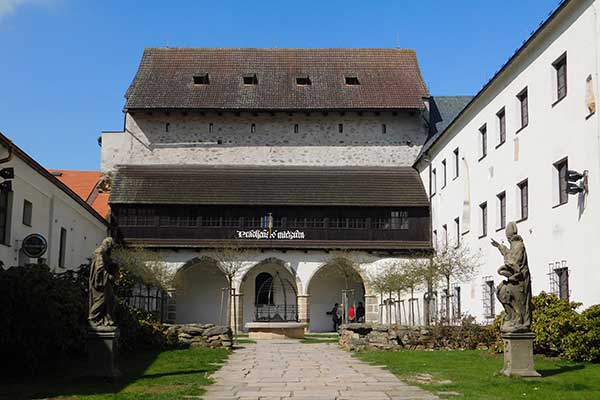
[0,0,55,21]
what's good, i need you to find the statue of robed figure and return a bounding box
[88,237,118,327]
[491,222,533,333]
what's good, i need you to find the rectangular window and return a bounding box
[243,74,258,85]
[391,211,409,230]
[480,202,488,237]
[159,215,178,227]
[452,286,461,320]
[294,124,299,133]
[0,190,10,245]
[59,227,67,268]
[287,217,306,228]
[433,230,438,249]
[208,123,213,133]
[382,124,387,134]
[296,76,311,86]
[306,217,325,228]
[329,217,348,229]
[555,158,568,206]
[497,191,506,229]
[250,123,256,133]
[555,267,569,300]
[22,200,32,227]
[202,216,221,227]
[484,279,496,318]
[431,168,437,195]
[442,159,447,188]
[497,108,506,146]
[454,217,460,247]
[345,76,360,85]
[453,148,459,179]
[338,123,343,133]
[245,217,260,228]
[518,179,529,220]
[222,217,241,228]
[480,124,487,159]
[554,53,567,102]
[193,74,209,85]
[348,217,367,229]
[517,88,529,129]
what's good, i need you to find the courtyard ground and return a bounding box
[358,349,600,400]
[205,340,439,399]
[0,347,229,400]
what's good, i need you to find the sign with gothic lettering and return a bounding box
[236,229,305,240]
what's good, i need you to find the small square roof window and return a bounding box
[345,76,360,85]
[296,76,311,86]
[243,74,258,85]
[193,74,210,85]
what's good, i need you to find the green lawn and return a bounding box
[357,350,600,400]
[0,348,229,400]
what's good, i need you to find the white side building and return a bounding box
[414,0,600,322]
[0,133,108,270]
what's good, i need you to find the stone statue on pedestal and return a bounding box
[88,237,118,327]
[491,221,532,333]
[491,222,540,377]
[86,237,121,378]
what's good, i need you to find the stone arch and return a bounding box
[239,257,300,329]
[306,257,368,332]
[174,256,228,325]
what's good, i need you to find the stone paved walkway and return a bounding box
[203,340,439,400]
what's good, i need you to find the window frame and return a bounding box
[454,217,460,248]
[0,190,11,246]
[479,202,488,238]
[496,108,506,147]
[58,227,67,268]
[22,199,32,227]
[441,159,447,188]
[479,124,487,161]
[517,179,529,221]
[554,157,569,207]
[431,168,437,196]
[497,191,506,230]
[453,148,459,179]
[553,53,568,104]
[517,88,529,131]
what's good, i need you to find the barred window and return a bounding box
[288,217,306,228]
[390,211,409,230]
[245,217,260,228]
[179,215,198,227]
[306,217,325,228]
[329,217,348,229]
[159,215,179,227]
[348,218,367,229]
[374,218,390,229]
[121,208,156,227]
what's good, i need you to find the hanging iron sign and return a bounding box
[21,233,48,258]
[236,229,305,240]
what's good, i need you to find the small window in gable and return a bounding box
[193,74,210,85]
[243,74,258,85]
[345,76,360,85]
[296,76,311,86]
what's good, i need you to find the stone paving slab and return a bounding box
[203,340,439,400]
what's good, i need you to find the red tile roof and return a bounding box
[49,170,110,219]
[125,48,430,111]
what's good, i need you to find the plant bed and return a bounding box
[357,349,600,400]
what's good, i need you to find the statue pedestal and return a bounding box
[501,332,540,378]
[86,326,121,378]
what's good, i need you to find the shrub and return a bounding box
[430,315,496,350]
[116,303,173,352]
[531,292,582,356]
[0,265,87,375]
[562,304,600,362]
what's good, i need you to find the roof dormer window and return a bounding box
[243,74,258,85]
[345,76,360,85]
[193,74,210,85]
[296,76,311,86]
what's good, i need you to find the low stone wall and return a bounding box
[339,323,432,351]
[165,323,233,349]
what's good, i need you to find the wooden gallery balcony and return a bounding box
[109,165,432,252]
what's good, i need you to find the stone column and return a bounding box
[364,295,379,324]
[297,295,310,328]
[230,291,244,334]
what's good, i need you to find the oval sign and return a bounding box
[22,233,48,258]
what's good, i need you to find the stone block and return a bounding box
[501,332,541,377]
[85,326,120,378]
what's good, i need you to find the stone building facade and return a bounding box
[103,48,434,332]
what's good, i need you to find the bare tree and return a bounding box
[431,243,481,324]
[112,246,171,289]
[325,250,366,323]
[209,243,253,333]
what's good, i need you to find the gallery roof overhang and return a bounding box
[109,165,430,208]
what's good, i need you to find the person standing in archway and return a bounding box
[356,302,365,323]
[330,303,342,331]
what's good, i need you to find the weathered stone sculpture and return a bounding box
[491,222,539,377]
[88,237,118,327]
[86,237,120,378]
[491,222,532,333]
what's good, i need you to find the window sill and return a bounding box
[516,124,528,134]
[478,233,487,239]
[478,154,487,162]
[462,230,470,235]
[441,185,447,190]
[586,111,596,120]
[552,200,568,209]
[453,176,459,181]
[496,226,506,232]
[552,95,567,108]
[495,141,505,150]
[516,217,528,223]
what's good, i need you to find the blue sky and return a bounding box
[0,0,559,170]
